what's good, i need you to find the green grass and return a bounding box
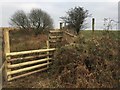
[80,30,120,40]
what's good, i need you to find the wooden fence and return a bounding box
[3,29,56,81]
[2,28,74,81]
[5,48,55,81]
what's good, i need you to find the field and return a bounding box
[3,29,120,88]
[9,30,48,52]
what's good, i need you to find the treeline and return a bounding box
[10,6,89,35]
[10,9,53,35]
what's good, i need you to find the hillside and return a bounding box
[3,30,120,88]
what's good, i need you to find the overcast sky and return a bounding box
[0,0,119,30]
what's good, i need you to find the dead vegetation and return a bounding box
[50,31,120,88]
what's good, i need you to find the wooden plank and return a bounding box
[7,58,52,68]
[50,30,63,33]
[49,36,63,39]
[8,67,48,81]
[49,40,57,43]
[64,31,77,38]
[49,40,61,43]
[6,48,56,56]
[7,62,52,75]
[9,54,53,62]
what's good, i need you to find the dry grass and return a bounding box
[9,30,48,52]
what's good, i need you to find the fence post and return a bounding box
[46,40,50,68]
[60,22,63,29]
[92,18,95,32]
[3,29,11,81]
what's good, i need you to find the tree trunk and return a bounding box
[76,28,79,35]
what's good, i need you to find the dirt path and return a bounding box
[3,70,59,88]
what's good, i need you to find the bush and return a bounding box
[50,32,120,88]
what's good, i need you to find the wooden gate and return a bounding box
[3,28,56,81]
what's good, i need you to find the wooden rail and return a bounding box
[8,67,48,81]
[49,30,63,33]
[49,36,63,39]
[64,31,77,38]
[9,54,52,62]
[6,48,55,56]
[7,58,52,69]
[7,62,52,76]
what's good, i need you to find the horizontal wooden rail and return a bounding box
[49,36,63,39]
[64,31,77,38]
[50,30,63,33]
[8,67,48,81]
[9,54,52,62]
[6,48,56,56]
[49,40,61,43]
[8,58,52,69]
[7,62,52,75]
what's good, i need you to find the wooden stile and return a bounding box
[49,30,63,48]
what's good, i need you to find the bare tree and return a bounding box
[103,18,118,30]
[10,9,53,35]
[10,10,29,29]
[29,9,53,31]
[42,12,53,30]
